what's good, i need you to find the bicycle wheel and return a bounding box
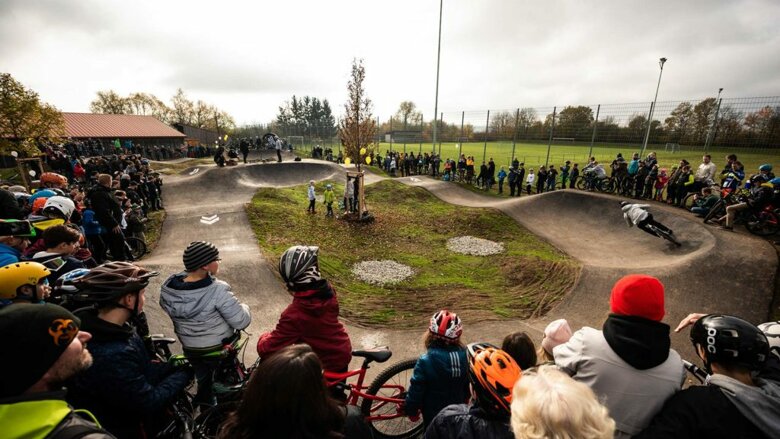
[745,211,780,236]
[575,178,586,190]
[598,178,615,194]
[125,237,147,260]
[682,193,698,210]
[703,200,726,224]
[193,401,238,439]
[654,227,681,247]
[360,358,422,439]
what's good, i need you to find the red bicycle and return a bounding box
[324,347,422,439]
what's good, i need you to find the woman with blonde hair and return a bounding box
[511,365,615,439]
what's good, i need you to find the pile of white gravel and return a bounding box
[352,260,414,285]
[447,236,504,256]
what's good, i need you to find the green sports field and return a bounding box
[373,141,776,173]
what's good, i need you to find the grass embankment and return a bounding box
[246,179,579,328]
[143,210,166,256]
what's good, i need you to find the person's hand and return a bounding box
[675,313,707,333]
[112,225,121,234]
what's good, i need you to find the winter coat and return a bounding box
[0,391,114,439]
[0,243,22,268]
[68,310,191,439]
[159,273,251,349]
[693,194,719,209]
[636,375,780,439]
[497,169,507,181]
[81,209,106,235]
[424,404,513,439]
[257,281,352,372]
[405,345,469,425]
[628,159,640,175]
[307,185,316,201]
[554,316,685,438]
[526,173,535,185]
[323,190,335,204]
[86,185,122,230]
[622,203,650,226]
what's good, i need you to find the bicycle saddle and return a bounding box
[352,346,392,363]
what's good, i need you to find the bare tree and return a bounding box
[89,90,129,114]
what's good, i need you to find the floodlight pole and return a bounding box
[431,0,443,154]
[704,88,724,153]
[640,57,667,159]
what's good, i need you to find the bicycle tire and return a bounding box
[599,178,615,194]
[193,401,238,439]
[703,200,725,224]
[360,358,423,439]
[745,211,780,236]
[654,227,681,247]
[125,237,147,260]
[682,193,698,210]
[575,178,586,190]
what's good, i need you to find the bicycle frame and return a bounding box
[324,366,406,422]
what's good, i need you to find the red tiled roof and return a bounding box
[62,113,185,138]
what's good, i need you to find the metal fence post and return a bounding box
[389,117,394,152]
[545,107,557,166]
[511,108,519,165]
[483,110,490,163]
[588,104,600,160]
[639,102,654,158]
[438,112,444,156]
[459,111,465,157]
[403,115,408,154]
[704,98,723,153]
[419,113,423,154]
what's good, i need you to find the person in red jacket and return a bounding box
[257,245,352,372]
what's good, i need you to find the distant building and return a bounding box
[172,123,220,147]
[62,113,185,147]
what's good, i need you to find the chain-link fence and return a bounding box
[260,96,779,170]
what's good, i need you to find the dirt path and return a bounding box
[142,161,777,376]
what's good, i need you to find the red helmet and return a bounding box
[429,310,463,340]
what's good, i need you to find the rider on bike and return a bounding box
[716,174,775,231]
[66,262,192,438]
[621,201,675,238]
[636,315,780,439]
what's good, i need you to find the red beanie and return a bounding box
[610,274,665,321]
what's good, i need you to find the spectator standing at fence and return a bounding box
[644,165,659,199]
[693,154,717,192]
[275,137,283,162]
[497,167,507,194]
[87,174,126,261]
[546,165,558,192]
[569,163,579,189]
[516,163,526,197]
[654,168,669,201]
[525,169,535,195]
[559,161,571,189]
[536,166,547,194]
[507,167,517,196]
[487,158,496,187]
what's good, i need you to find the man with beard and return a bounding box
[0,303,113,438]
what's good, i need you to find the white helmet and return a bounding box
[43,196,76,220]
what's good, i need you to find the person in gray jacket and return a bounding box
[553,274,685,439]
[159,241,251,407]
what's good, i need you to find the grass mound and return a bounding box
[246,179,579,327]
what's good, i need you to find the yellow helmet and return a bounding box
[0,262,51,300]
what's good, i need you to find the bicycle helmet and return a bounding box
[40,172,68,188]
[0,262,50,300]
[68,261,158,305]
[770,177,780,186]
[758,321,780,362]
[53,268,91,295]
[28,189,56,204]
[690,314,769,373]
[279,245,321,289]
[43,196,76,220]
[0,219,36,238]
[467,342,522,416]
[429,310,463,341]
[758,164,773,172]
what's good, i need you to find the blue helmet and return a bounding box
[759,163,773,172]
[770,177,780,186]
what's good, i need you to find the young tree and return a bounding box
[394,101,422,126]
[339,59,376,168]
[0,73,64,156]
[664,102,693,144]
[170,88,195,125]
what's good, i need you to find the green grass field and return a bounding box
[246,180,579,327]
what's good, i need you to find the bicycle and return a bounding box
[324,346,422,439]
[645,222,681,247]
[105,235,147,261]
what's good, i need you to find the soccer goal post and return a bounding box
[287,136,305,151]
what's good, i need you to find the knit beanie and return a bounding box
[0,303,81,397]
[183,241,220,272]
[541,319,573,354]
[610,274,665,322]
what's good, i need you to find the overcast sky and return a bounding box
[2,0,779,125]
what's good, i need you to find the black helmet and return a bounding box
[68,262,158,305]
[279,245,321,289]
[690,314,769,373]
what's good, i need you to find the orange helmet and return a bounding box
[40,172,68,188]
[32,197,48,213]
[467,343,522,416]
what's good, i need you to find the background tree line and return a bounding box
[273,95,337,140]
[0,72,64,156]
[90,88,236,132]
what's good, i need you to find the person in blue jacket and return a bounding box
[404,310,469,429]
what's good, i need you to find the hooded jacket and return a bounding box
[0,243,22,268]
[554,316,685,438]
[86,185,122,230]
[256,280,352,372]
[159,273,251,349]
[622,203,650,226]
[636,374,780,439]
[424,403,514,439]
[404,344,469,426]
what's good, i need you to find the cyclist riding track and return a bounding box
[141,159,778,372]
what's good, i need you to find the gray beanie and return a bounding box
[183,241,220,272]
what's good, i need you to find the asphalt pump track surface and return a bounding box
[142,160,778,373]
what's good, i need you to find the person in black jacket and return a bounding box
[637,314,780,439]
[86,174,126,261]
[0,187,25,219]
[67,262,191,439]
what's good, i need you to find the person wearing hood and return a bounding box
[637,314,780,439]
[159,241,251,408]
[257,245,352,373]
[553,274,685,438]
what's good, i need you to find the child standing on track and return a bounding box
[405,310,469,429]
[307,180,316,214]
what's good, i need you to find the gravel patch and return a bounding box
[447,236,504,256]
[352,260,414,285]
